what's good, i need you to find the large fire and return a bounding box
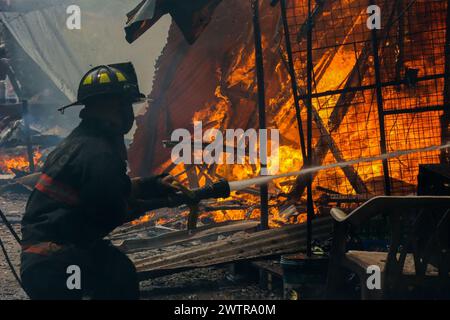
[133,0,446,228]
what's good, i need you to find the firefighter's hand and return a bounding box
[158,175,183,194]
[131,174,182,199]
[166,192,199,208]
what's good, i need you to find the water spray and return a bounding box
[166,143,449,229]
[228,143,450,191]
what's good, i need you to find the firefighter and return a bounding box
[20,63,181,300]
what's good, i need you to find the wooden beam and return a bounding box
[184,164,199,189]
[116,220,260,253]
[134,217,333,278]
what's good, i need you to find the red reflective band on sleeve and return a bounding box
[22,242,64,256]
[35,173,80,206]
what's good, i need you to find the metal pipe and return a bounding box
[252,0,269,230]
[395,0,405,83]
[370,0,391,195]
[306,0,314,257]
[279,0,307,160]
[442,0,450,164]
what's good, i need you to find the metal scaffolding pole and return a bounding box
[306,0,314,257]
[252,0,269,230]
[370,0,392,195]
[443,0,450,164]
[279,0,307,161]
[395,0,405,84]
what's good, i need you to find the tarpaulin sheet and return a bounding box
[0,0,74,12]
[0,8,82,101]
[0,0,168,101]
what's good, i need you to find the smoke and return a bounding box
[69,0,171,95]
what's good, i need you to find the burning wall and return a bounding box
[130,0,448,225]
[129,0,282,176]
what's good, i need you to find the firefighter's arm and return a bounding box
[125,195,190,223]
[127,177,204,222]
[80,152,134,229]
[126,175,180,222]
[126,180,231,222]
[130,174,182,199]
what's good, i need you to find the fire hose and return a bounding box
[0,208,24,288]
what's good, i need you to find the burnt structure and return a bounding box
[130,0,449,224]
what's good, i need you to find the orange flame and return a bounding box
[149,0,444,227]
[0,150,42,174]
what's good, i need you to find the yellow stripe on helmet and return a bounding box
[82,75,93,85]
[98,72,111,84]
[116,72,127,82]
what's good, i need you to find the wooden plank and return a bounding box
[109,216,179,240]
[116,220,260,253]
[112,218,254,239]
[185,164,199,189]
[183,225,330,268]
[136,217,332,268]
[196,164,214,185]
[134,217,333,278]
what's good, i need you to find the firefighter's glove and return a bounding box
[132,174,182,199]
[166,192,199,208]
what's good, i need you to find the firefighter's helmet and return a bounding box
[59,63,145,113]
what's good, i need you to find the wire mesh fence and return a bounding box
[282,0,447,199]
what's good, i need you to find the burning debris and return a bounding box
[130,0,449,228]
[0,118,59,178]
[0,148,42,175]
